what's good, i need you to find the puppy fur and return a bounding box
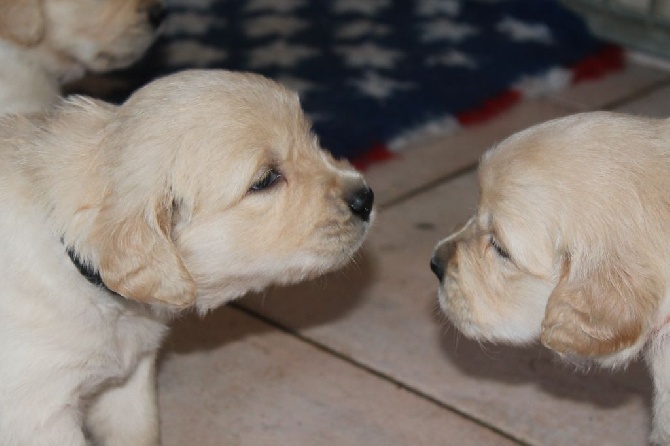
[431,112,670,444]
[0,69,374,445]
[0,0,163,115]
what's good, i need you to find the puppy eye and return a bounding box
[249,168,282,192]
[489,236,510,260]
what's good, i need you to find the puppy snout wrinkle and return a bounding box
[348,186,374,221]
[147,3,167,28]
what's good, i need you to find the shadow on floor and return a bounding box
[161,245,378,359]
[430,297,654,412]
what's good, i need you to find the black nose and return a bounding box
[430,255,445,282]
[348,187,374,221]
[147,3,167,29]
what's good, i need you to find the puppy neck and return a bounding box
[0,40,61,114]
[65,243,117,296]
[11,100,115,266]
[63,242,182,321]
[32,41,87,84]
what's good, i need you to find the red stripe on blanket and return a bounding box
[352,142,397,171]
[572,45,624,83]
[456,90,523,127]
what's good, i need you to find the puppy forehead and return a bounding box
[123,70,361,178]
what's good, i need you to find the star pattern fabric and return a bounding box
[106,0,617,162]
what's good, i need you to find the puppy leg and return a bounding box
[0,384,87,446]
[0,410,87,446]
[648,345,670,445]
[86,354,160,446]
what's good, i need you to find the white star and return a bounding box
[514,67,571,98]
[275,75,318,97]
[335,43,402,69]
[416,0,460,16]
[349,71,414,100]
[162,40,228,66]
[497,16,553,44]
[333,0,390,15]
[162,12,226,35]
[245,0,304,13]
[335,20,391,39]
[245,16,308,38]
[389,116,460,151]
[426,50,477,69]
[248,40,316,68]
[420,19,479,42]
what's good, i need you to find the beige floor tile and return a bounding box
[549,58,670,111]
[158,306,517,446]
[614,83,670,116]
[240,171,653,445]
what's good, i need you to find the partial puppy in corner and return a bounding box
[0,69,374,445]
[0,0,164,115]
[430,112,670,444]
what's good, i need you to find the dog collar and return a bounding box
[65,245,120,297]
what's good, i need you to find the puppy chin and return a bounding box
[552,341,645,371]
[191,242,370,315]
[439,281,545,345]
[85,38,156,73]
[87,51,147,73]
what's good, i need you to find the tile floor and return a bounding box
[158,55,670,445]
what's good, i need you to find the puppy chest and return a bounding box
[95,311,166,376]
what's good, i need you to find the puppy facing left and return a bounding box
[430,112,670,444]
[0,69,374,445]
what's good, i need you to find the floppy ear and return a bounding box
[97,192,196,307]
[540,257,658,357]
[0,0,45,46]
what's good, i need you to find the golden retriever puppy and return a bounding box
[0,0,164,115]
[0,69,374,445]
[430,112,670,444]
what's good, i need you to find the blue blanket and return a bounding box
[103,0,617,165]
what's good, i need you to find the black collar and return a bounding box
[65,245,120,297]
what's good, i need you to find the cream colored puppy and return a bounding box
[430,112,670,444]
[0,0,164,115]
[0,69,374,445]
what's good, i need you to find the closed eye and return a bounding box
[249,168,282,192]
[489,235,510,260]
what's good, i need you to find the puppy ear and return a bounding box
[97,193,196,307]
[540,257,658,357]
[0,0,45,46]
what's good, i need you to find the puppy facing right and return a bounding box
[430,112,670,444]
[0,69,373,444]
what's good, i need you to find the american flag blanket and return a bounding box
[103,0,621,168]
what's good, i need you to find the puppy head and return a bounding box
[431,113,668,364]
[0,0,163,76]
[68,70,373,310]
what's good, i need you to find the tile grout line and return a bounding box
[601,77,670,111]
[230,302,531,446]
[378,163,479,212]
